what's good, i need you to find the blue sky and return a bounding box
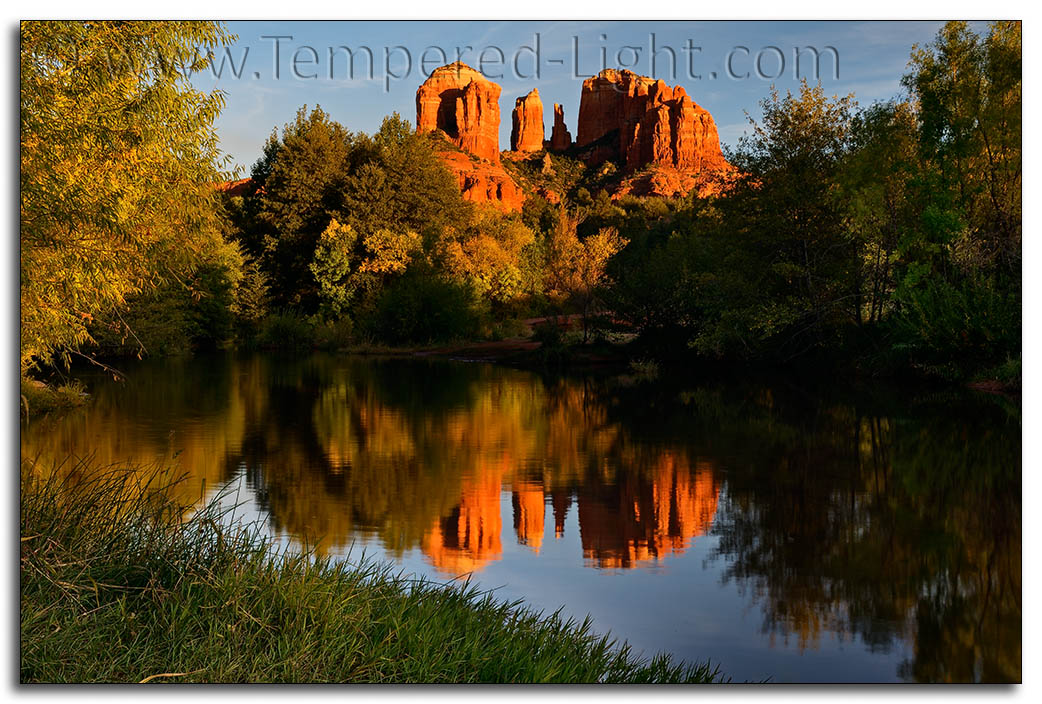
[193,20,984,175]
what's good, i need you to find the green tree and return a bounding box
[20,20,233,371]
[310,218,424,321]
[903,21,1021,275]
[672,82,859,359]
[838,101,920,326]
[885,21,1021,376]
[342,114,468,240]
[252,106,354,311]
[310,219,360,318]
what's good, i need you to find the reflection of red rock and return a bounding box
[422,461,505,575]
[575,69,733,197]
[578,457,719,569]
[420,450,718,573]
[510,89,544,153]
[511,482,545,552]
[552,491,572,539]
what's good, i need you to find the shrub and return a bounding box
[256,312,314,351]
[890,276,1020,380]
[369,272,484,345]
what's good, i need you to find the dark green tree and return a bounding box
[251,106,354,311]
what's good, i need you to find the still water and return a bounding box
[22,353,1021,683]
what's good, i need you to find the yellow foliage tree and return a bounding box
[310,218,421,317]
[437,208,535,305]
[20,21,233,372]
[547,209,628,342]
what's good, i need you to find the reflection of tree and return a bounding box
[701,387,1020,682]
[21,354,245,510]
[23,354,1020,682]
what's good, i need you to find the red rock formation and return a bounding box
[576,69,731,180]
[613,165,740,201]
[216,177,254,197]
[416,62,502,163]
[535,186,561,205]
[416,63,523,211]
[510,88,544,152]
[435,149,524,212]
[549,103,572,151]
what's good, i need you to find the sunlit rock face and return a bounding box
[416,62,502,163]
[510,88,544,153]
[216,177,254,197]
[549,103,572,151]
[435,149,525,212]
[575,69,733,196]
[416,62,524,211]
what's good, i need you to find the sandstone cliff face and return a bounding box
[550,103,572,151]
[436,149,524,212]
[417,62,523,211]
[510,88,544,152]
[416,62,502,163]
[576,69,730,178]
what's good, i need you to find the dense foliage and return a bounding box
[20,21,238,371]
[21,21,1020,385]
[608,21,1020,381]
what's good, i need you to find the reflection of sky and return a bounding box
[210,471,910,684]
[191,20,992,174]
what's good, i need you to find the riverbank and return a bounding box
[20,463,724,684]
[19,378,88,418]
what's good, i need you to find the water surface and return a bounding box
[22,353,1021,683]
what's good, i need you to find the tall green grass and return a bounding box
[21,461,724,684]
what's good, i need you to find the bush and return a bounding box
[312,317,355,350]
[489,317,529,341]
[20,378,87,418]
[532,318,570,366]
[256,312,314,351]
[369,272,484,345]
[890,276,1020,380]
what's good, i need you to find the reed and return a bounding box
[20,460,723,684]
